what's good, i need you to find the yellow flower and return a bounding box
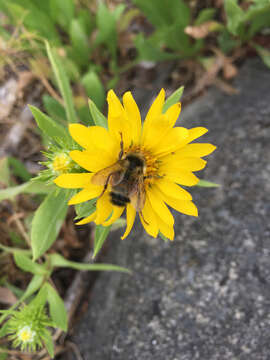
[54,89,216,240]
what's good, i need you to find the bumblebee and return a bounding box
[91,150,146,212]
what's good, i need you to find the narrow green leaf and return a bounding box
[0,322,10,338]
[8,157,31,182]
[45,41,77,123]
[21,275,44,302]
[163,86,184,113]
[70,18,90,67]
[31,190,68,260]
[0,158,10,186]
[82,71,105,110]
[0,181,52,202]
[159,233,169,242]
[254,44,270,68]
[46,283,68,331]
[49,253,131,274]
[196,179,220,187]
[31,284,48,308]
[43,331,54,358]
[224,0,244,36]
[93,225,111,259]
[42,94,66,123]
[13,253,48,275]
[75,199,96,220]
[88,99,107,128]
[195,8,216,25]
[49,0,74,31]
[0,243,31,255]
[29,105,68,142]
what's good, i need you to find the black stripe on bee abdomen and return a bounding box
[109,192,130,207]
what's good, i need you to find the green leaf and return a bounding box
[163,86,184,113]
[42,95,66,123]
[31,284,48,308]
[254,44,270,68]
[0,181,52,202]
[42,331,54,358]
[49,253,131,274]
[29,105,68,143]
[31,190,68,260]
[75,199,96,220]
[0,243,30,255]
[88,99,107,128]
[82,71,105,110]
[0,322,10,338]
[95,2,118,60]
[195,8,216,25]
[46,283,68,331]
[0,158,10,186]
[134,34,177,62]
[159,232,169,242]
[93,225,111,259]
[45,41,77,124]
[5,2,59,42]
[49,0,74,32]
[224,0,245,36]
[8,157,31,182]
[69,18,90,67]
[21,275,44,302]
[196,180,220,187]
[13,253,48,275]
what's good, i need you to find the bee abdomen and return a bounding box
[109,192,130,207]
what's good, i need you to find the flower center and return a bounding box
[125,145,160,186]
[18,326,36,343]
[52,153,71,174]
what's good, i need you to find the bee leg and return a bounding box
[139,211,149,225]
[118,132,124,159]
[98,174,112,198]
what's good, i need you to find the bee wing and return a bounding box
[129,176,146,212]
[91,162,124,186]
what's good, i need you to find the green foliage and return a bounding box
[93,225,112,259]
[31,190,68,260]
[163,86,184,113]
[45,41,78,124]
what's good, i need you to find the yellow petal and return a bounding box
[95,192,113,224]
[156,178,192,200]
[164,102,181,127]
[165,197,198,217]
[147,186,174,226]
[174,143,217,158]
[123,91,142,145]
[157,216,174,241]
[165,171,199,186]
[139,196,159,238]
[160,157,207,172]
[107,90,132,148]
[153,127,189,157]
[142,89,165,143]
[69,124,117,153]
[102,205,124,226]
[142,114,172,150]
[76,211,97,225]
[145,89,165,124]
[68,186,101,205]
[121,203,136,240]
[54,173,93,188]
[186,127,208,143]
[70,150,116,173]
